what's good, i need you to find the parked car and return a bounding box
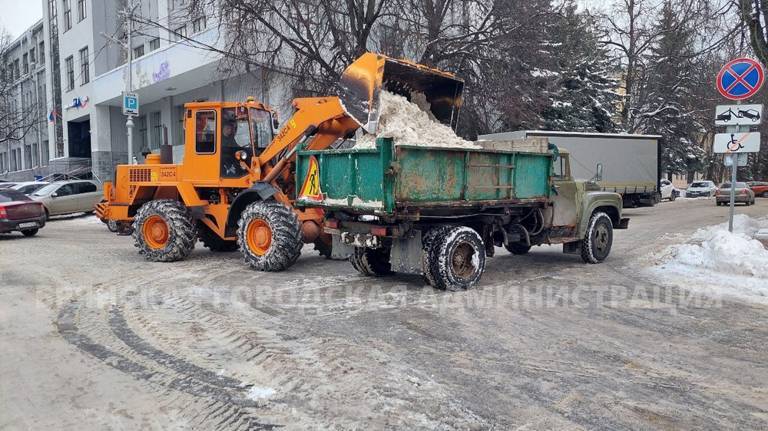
[660,179,679,201]
[716,182,756,206]
[686,180,718,198]
[747,181,768,198]
[10,181,49,195]
[31,180,102,218]
[0,182,17,189]
[0,189,46,236]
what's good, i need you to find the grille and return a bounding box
[129,168,152,182]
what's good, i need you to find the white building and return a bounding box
[2,0,292,182]
[0,20,49,180]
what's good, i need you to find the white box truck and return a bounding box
[479,131,662,207]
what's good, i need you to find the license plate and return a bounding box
[18,222,39,229]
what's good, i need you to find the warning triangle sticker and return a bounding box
[299,156,323,201]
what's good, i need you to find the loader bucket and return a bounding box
[339,53,464,134]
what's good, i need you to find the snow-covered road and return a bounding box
[1,198,767,429]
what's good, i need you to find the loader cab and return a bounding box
[181,100,276,186]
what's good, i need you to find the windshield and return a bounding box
[720,182,747,189]
[250,108,274,151]
[34,183,60,196]
[690,182,709,188]
[16,183,47,194]
[0,189,31,202]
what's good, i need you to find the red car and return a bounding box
[0,189,47,237]
[748,181,768,198]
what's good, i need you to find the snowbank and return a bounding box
[356,91,478,149]
[649,215,768,303]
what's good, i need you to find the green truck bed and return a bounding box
[295,138,553,216]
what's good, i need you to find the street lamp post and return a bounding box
[125,0,137,164]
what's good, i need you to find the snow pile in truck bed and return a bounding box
[355,91,478,149]
[649,214,768,303]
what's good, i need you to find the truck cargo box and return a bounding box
[295,138,553,217]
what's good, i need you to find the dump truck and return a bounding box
[480,131,662,207]
[294,138,629,290]
[96,53,463,271]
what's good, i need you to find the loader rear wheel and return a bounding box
[198,222,238,252]
[429,226,485,291]
[238,201,302,271]
[349,247,392,276]
[133,200,197,262]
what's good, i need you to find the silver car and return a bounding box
[31,180,102,218]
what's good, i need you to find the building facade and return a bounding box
[1,0,292,183]
[0,20,50,181]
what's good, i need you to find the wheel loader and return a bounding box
[96,52,464,271]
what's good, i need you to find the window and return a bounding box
[23,53,29,74]
[79,46,89,84]
[13,59,19,79]
[77,0,86,21]
[39,42,44,65]
[150,111,162,149]
[64,56,74,90]
[30,48,36,65]
[133,45,144,58]
[63,0,72,31]
[55,184,75,196]
[173,25,187,41]
[192,16,206,33]
[74,182,97,193]
[195,111,216,153]
[149,38,160,51]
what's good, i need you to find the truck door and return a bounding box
[551,155,579,227]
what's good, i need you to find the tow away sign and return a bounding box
[713,131,761,153]
[715,104,762,126]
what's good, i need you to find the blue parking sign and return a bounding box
[123,92,139,115]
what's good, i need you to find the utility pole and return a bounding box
[125,0,137,164]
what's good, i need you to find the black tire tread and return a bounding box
[237,201,302,272]
[429,226,485,291]
[132,200,197,262]
[350,247,392,276]
[580,211,613,264]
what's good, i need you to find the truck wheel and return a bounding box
[429,226,485,291]
[504,242,531,255]
[198,222,238,252]
[421,226,453,286]
[580,212,613,264]
[349,247,392,276]
[133,200,197,262]
[237,201,302,271]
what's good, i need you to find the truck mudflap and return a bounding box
[617,217,630,229]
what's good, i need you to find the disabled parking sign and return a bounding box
[716,58,764,101]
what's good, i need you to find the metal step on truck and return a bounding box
[294,138,629,291]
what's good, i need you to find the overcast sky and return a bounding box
[0,0,43,40]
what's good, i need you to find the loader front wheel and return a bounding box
[133,200,197,262]
[238,201,302,271]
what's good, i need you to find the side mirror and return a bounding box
[272,113,280,133]
[593,163,604,182]
[51,192,58,198]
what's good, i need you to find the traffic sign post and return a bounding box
[715,58,764,232]
[122,92,139,116]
